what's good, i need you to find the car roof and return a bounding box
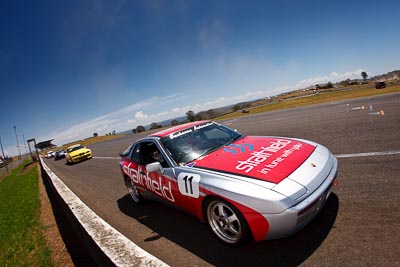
[149,120,211,138]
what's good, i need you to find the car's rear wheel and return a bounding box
[126,177,142,204]
[205,198,249,246]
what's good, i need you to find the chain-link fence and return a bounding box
[0,154,31,177]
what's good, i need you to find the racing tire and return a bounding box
[126,176,143,204]
[204,197,249,246]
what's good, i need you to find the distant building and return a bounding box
[35,139,57,150]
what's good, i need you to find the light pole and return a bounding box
[0,136,10,174]
[0,136,6,158]
[14,126,22,159]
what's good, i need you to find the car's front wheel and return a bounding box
[205,198,249,246]
[126,177,142,204]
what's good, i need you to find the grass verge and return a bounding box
[0,162,53,266]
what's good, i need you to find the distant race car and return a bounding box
[54,150,66,160]
[45,150,55,158]
[65,144,92,164]
[119,120,338,245]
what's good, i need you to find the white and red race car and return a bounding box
[119,120,338,245]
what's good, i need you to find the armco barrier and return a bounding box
[40,156,169,267]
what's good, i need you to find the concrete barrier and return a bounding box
[40,156,169,267]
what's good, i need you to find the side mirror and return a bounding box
[146,162,164,173]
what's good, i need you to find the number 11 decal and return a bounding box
[177,173,201,198]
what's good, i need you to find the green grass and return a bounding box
[0,162,53,267]
[216,84,400,120]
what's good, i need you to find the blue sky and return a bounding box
[1,0,399,156]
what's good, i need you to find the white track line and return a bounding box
[335,150,400,158]
[93,156,120,160]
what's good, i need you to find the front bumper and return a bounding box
[71,152,92,162]
[261,156,338,240]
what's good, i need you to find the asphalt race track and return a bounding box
[44,93,400,266]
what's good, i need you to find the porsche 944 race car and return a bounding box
[119,120,338,245]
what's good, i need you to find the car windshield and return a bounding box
[68,145,84,153]
[160,121,243,164]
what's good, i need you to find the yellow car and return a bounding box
[65,144,92,164]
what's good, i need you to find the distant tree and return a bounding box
[206,109,216,119]
[361,71,368,82]
[112,130,116,135]
[186,110,195,122]
[194,112,208,121]
[340,79,351,86]
[171,120,180,126]
[150,122,162,130]
[233,104,242,112]
[93,133,98,137]
[132,129,136,134]
[136,125,146,132]
[233,103,248,112]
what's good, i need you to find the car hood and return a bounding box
[68,148,90,156]
[191,136,316,184]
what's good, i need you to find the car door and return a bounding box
[131,141,179,204]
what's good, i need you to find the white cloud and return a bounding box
[40,96,172,145]
[37,68,366,147]
[134,111,148,120]
[296,68,364,88]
